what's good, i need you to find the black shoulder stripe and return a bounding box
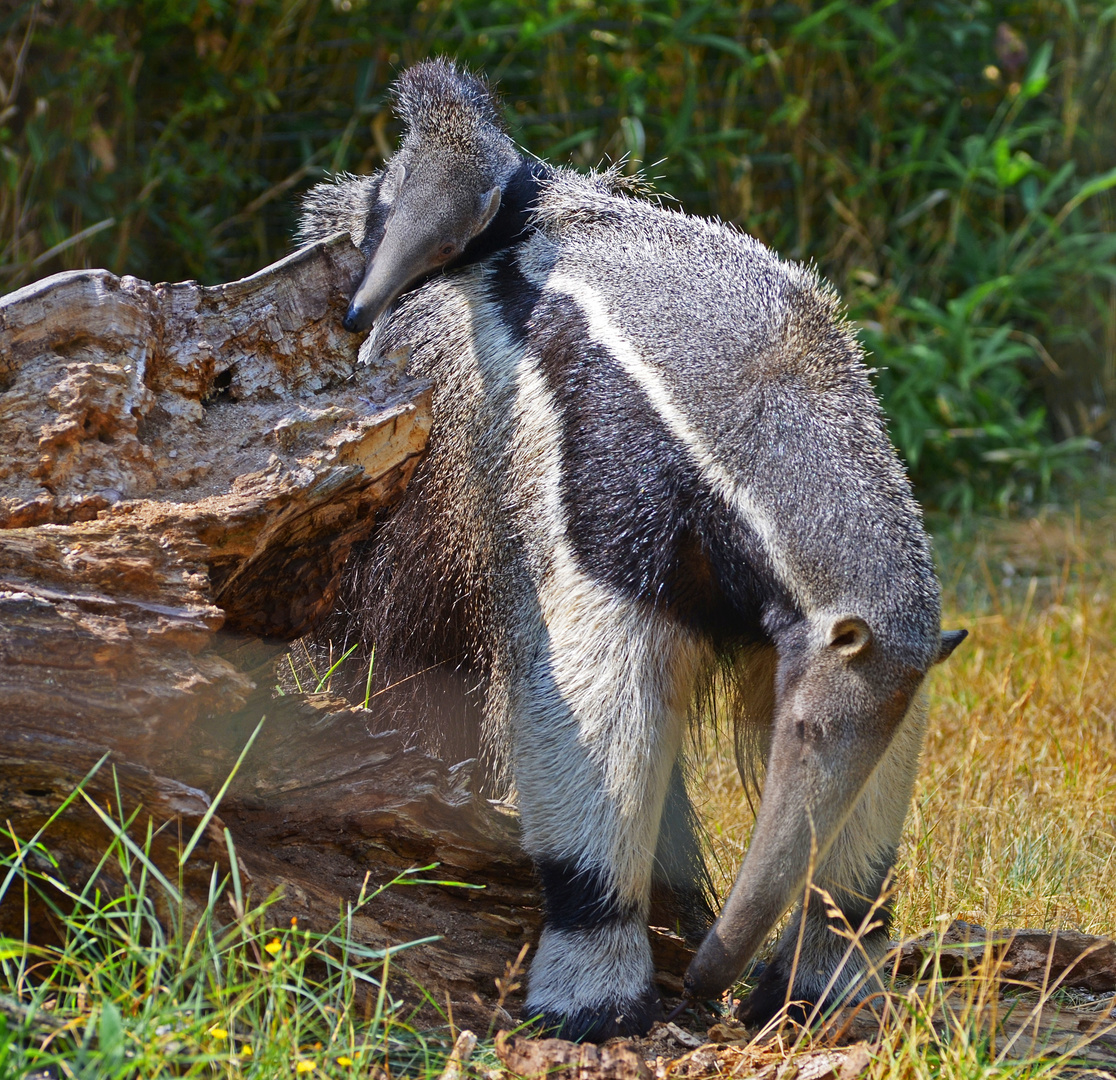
[485,249,541,345]
[527,290,779,641]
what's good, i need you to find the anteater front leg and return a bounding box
[513,587,707,1041]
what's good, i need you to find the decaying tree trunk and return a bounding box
[0,238,555,1027]
[2,243,1114,1043]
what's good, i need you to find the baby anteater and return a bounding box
[297,58,546,332]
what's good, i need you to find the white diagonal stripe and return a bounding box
[544,272,800,604]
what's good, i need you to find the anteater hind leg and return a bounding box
[514,592,709,1042]
[738,695,928,1026]
[650,760,716,945]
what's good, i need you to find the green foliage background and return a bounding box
[2,0,1115,509]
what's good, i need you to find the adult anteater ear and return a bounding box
[827,615,872,658]
[473,186,502,237]
[935,628,968,664]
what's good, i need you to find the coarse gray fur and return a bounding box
[297,62,964,1042]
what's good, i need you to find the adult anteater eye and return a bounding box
[438,242,456,259]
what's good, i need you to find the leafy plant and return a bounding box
[0,758,458,1078]
[1,0,1113,509]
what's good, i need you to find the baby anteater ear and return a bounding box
[935,628,968,664]
[474,186,502,237]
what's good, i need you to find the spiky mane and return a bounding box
[391,58,505,149]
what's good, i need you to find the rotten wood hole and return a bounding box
[1,240,1113,1067]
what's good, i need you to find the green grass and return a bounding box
[0,768,461,1079]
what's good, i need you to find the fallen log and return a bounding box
[895,920,1116,994]
[0,243,693,1030]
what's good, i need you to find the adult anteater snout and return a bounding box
[343,255,403,334]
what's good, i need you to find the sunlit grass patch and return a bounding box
[906,509,1116,936]
[0,779,454,1079]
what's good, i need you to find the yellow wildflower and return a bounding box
[336,1056,353,1067]
[208,1025,228,1040]
[265,938,282,956]
[295,1060,316,1073]
[240,1044,254,1058]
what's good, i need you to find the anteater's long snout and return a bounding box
[343,260,402,334]
[342,298,376,334]
[343,223,431,334]
[684,644,938,1001]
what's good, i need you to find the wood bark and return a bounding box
[0,241,483,1016]
[895,920,1116,994]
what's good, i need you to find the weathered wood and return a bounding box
[895,920,1116,994]
[809,990,1116,1068]
[0,726,233,944]
[0,239,438,983]
[0,242,697,1030]
[0,237,429,739]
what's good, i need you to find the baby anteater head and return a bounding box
[342,58,527,333]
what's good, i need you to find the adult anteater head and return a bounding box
[342,58,525,333]
[684,623,969,1004]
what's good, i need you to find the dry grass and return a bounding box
[905,510,1116,938]
[690,502,1116,1076]
[700,501,1116,939]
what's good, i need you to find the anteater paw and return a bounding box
[525,921,664,1041]
[532,984,662,1042]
